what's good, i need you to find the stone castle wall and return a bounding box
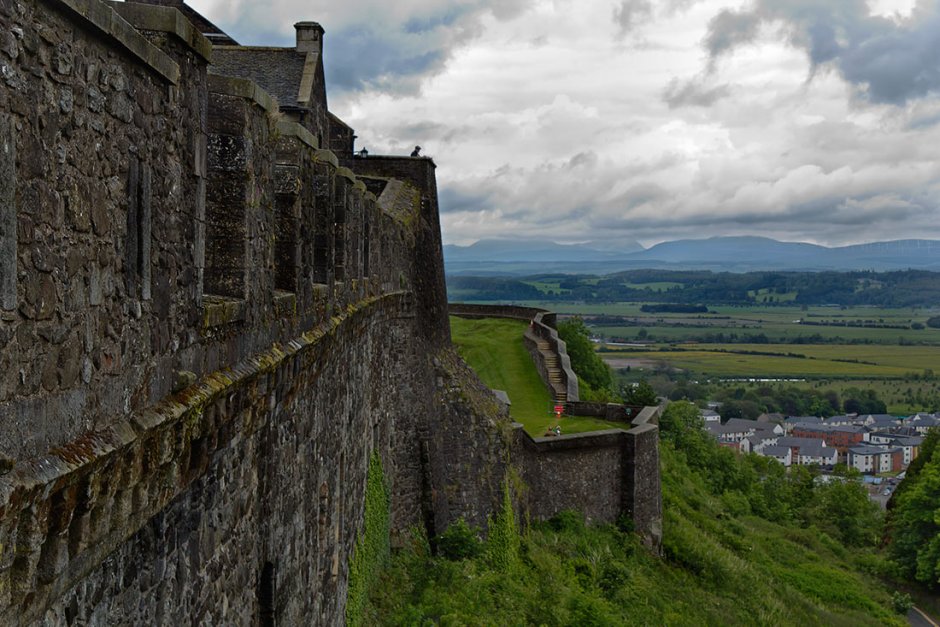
[0,1,663,622]
[512,406,663,551]
[0,1,509,623]
[449,304,663,549]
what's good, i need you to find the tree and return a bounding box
[622,379,657,406]
[886,429,940,587]
[557,317,612,394]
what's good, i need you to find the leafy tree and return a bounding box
[622,379,658,406]
[557,316,612,393]
[887,428,940,587]
[805,476,881,547]
[843,388,887,415]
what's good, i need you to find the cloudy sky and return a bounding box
[188,0,940,248]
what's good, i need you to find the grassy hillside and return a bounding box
[364,403,906,625]
[449,316,623,435]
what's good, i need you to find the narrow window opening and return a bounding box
[259,561,276,627]
[274,193,298,292]
[333,180,347,281]
[313,172,332,284]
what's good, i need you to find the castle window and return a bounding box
[0,113,15,311]
[274,188,299,293]
[125,157,152,300]
[259,561,276,626]
[333,177,347,281]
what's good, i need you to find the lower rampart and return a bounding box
[512,406,662,550]
[448,304,663,549]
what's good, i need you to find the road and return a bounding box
[909,606,939,627]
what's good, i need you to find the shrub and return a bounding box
[891,591,912,614]
[434,519,483,560]
[548,509,585,533]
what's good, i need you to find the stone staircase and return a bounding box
[536,339,567,402]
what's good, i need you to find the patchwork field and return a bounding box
[487,301,940,345]
[600,344,940,379]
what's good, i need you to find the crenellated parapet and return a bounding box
[0,0,433,461]
[0,0,523,622]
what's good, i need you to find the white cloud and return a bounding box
[191,0,940,247]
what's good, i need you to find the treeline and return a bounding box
[640,304,709,313]
[885,428,940,590]
[448,269,940,307]
[667,382,888,419]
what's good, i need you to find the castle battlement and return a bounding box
[0,1,658,623]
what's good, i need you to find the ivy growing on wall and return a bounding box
[346,453,390,627]
[486,479,519,571]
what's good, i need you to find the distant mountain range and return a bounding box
[443,236,940,275]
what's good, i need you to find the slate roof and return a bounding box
[798,443,837,460]
[762,446,791,458]
[777,436,825,448]
[849,444,901,456]
[211,48,308,108]
[792,424,868,435]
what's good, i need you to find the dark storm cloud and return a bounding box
[703,0,940,104]
[438,186,492,215]
[613,0,654,35]
[704,9,761,59]
[322,16,485,95]
[220,1,535,96]
[662,76,731,108]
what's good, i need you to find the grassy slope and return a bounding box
[366,443,904,626]
[375,312,911,624]
[449,316,623,435]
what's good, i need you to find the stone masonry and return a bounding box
[0,0,662,623]
[0,1,510,623]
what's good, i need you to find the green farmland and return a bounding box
[496,301,940,345]
[601,343,940,378]
[601,347,921,379]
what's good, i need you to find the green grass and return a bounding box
[601,343,940,380]
[601,348,917,378]
[450,316,624,436]
[365,439,906,626]
[492,301,940,345]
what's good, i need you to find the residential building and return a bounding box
[848,445,903,474]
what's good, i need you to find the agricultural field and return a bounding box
[601,344,940,378]
[601,348,916,379]
[498,301,940,345]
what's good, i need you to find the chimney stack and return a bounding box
[295,22,324,54]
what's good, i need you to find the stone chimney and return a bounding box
[295,22,324,54]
